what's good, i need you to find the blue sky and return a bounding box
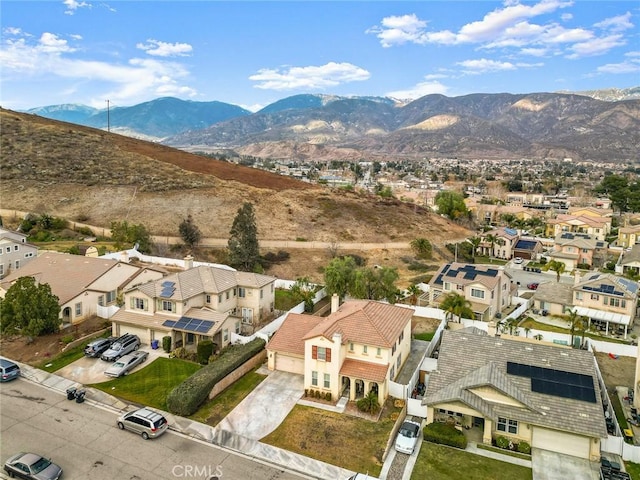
[1,1,639,111]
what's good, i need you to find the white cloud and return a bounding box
[566,34,626,59]
[249,62,370,90]
[64,0,91,15]
[596,57,640,74]
[594,12,633,32]
[520,47,548,57]
[560,13,572,21]
[385,80,449,100]
[0,29,197,107]
[136,39,193,57]
[457,58,542,74]
[366,14,429,47]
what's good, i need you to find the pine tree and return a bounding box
[228,203,260,271]
[179,214,202,250]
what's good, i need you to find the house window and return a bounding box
[161,300,174,312]
[75,302,82,316]
[349,342,354,352]
[471,288,485,299]
[13,245,18,251]
[582,248,589,253]
[226,291,230,300]
[456,284,464,291]
[363,345,368,355]
[5,247,9,253]
[312,346,331,362]
[235,321,241,334]
[98,295,104,306]
[392,344,396,355]
[497,417,518,434]
[607,297,626,308]
[271,284,274,293]
[576,292,583,300]
[223,329,229,342]
[443,282,451,291]
[238,287,246,298]
[591,294,599,300]
[206,294,212,304]
[14,260,20,270]
[0,264,3,276]
[106,290,116,303]
[377,347,382,356]
[260,289,264,299]
[218,294,223,303]
[390,366,395,379]
[324,373,330,389]
[233,288,237,297]
[311,371,318,386]
[397,354,402,369]
[132,297,147,311]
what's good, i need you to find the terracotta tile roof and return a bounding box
[267,313,324,356]
[302,300,413,348]
[340,358,389,383]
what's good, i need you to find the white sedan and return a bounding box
[395,420,421,454]
[104,351,149,378]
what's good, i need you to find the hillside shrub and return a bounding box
[423,422,468,449]
[166,338,265,416]
[162,336,172,353]
[197,340,214,365]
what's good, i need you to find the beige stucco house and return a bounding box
[479,227,519,259]
[428,263,514,321]
[0,227,38,279]
[549,232,608,270]
[111,265,276,349]
[267,297,413,406]
[423,328,607,460]
[0,252,162,325]
[545,214,611,241]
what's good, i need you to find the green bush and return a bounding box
[356,391,380,414]
[423,422,468,449]
[495,435,510,449]
[325,392,332,401]
[517,441,531,454]
[162,336,172,353]
[166,338,265,416]
[197,340,214,365]
[61,334,75,344]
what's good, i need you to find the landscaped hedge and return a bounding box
[197,340,214,365]
[423,422,468,449]
[166,338,265,416]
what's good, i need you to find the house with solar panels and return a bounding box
[423,327,607,460]
[550,232,608,270]
[512,238,543,260]
[109,265,276,350]
[479,227,520,260]
[545,213,611,242]
[428,263,514,321]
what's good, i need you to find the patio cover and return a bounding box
[573,306,631,326]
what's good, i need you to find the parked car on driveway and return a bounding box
[3,452,63,480]
[104,351,149,378]
[395,420,421,454]
[117,407,168,440]
[527,282,539,290]
[513,257,523,264]
[0,358,20,382]
[83,338,113,358]
[101,333,140,361]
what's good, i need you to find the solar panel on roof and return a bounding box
[463,272,477,280]
[160,287,175,298]
[161,281,176,288]
[508,361,596,403]
[162,320,177,328]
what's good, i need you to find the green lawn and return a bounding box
[275,289,301,310]
[37,344,86,372]
[519,319,629,345]
[189,368,266,425]
[414,332,435,341]
[411,442,532,480]
[89,357,200,410]
[626,461,640,480]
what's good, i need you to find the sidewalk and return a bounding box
[17,362,356,480]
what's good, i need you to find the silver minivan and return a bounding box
[0,358,20,382]
[117,407,168,439]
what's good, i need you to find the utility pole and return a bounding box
[105,99,110,132]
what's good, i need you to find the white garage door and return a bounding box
[275,353,304,374]
[532,427,591,459]
[117,325,150,346]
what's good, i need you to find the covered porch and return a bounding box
[573,306,632,339]
[427,405,494,445]
[339,358,388,406]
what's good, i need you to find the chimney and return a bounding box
[184,255,194,270]
[487,321,498,337]
[332,332,342,345]
[574,271,581,286]
[331,293,340,313]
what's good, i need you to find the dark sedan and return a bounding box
[4,452,63,480]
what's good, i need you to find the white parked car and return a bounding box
[513,257,523,264]
[395,420,421,454]
[104,351,148,377]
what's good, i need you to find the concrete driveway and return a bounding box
[531,448,600,480]
[215,370,304,440]
[55,347,163,384]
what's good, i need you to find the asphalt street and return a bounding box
[0,378,306,480]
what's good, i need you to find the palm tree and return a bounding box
[565,307,587,348]
[440,292,474,323]
[410,238,432,260]
[406,284,422,306]
[484,233,498,258]
[545,260,566,282]
[468,236,481,263]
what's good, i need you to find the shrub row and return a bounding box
[423,422,468,449]
[166,338,265,416]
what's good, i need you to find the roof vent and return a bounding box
[540,406,550,410]
[495,342,502,346]
[525,347,533,351]
[579,413,589,418]
[560,352,569,356]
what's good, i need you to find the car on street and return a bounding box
[3,452,63,480]
[104,351,149,378]
[394,420,421,454]
[0,358,21,382]
[527,282,539,290]
[83,338,113,358]
[117,407,168,439]
[101,333,141,361]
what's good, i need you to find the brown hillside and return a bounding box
[1,108,471,282]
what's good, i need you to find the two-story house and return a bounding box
[478,227,520,259]
[267,297,413,406]
[0,252,162,325]
[617,244,640,277]
[428,263,514,321]
[618,225,640,249]
[545,214,611,242]
[0,227,38,279]
[111,265,276,349]
[549,232,608,270]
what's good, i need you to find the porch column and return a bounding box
[625,325,628,339]
[606,322,609,335]
[182,331,186,347]
[482,418,493,445]
[426,406,435,424]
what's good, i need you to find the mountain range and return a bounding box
[25,87,640,163]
